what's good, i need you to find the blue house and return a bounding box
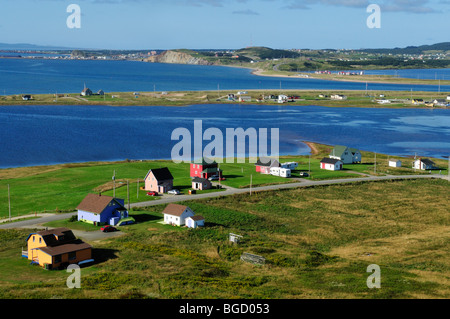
[77,194,129,226]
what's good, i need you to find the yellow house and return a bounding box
[24,228,92,270]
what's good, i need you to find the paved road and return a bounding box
[1,173,445,233]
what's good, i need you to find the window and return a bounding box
[55,255,62,263]
[33,236,35,242]
[68,252,76,261]
[39,237,41,243]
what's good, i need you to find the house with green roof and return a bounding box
[329,145,362,164]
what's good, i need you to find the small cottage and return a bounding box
[77,193,128,226]
[320,158,343,171]
[144,167,174,193]
[185,215,205,229]
[192,177,212,190]
[413,158,436,170]
[389,159,402,168]
[162,203,195,227]
[24,228,92,270]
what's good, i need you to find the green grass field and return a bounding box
[0,178,448,299]
[0,142,447,220]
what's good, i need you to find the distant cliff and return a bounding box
[145,50,213,65]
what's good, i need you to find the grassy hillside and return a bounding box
[0,177,448,299]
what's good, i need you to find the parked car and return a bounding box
[168,189,180,195]
[101,225,117,232]
[299,172,309,177]
[208,175,219,181]
[146,191,158,196]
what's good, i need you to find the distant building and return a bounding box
[388,159,402,168]
[255,157,280,174]
[24,228,92,270]
[144,167,174,193]
[412,158,436,170]
[185,215,205,229]
[331,94,347,100]
[190,158,222,180]
[329,145,361,164]
[433,99,447,107]
[192,177,212,191]
[238,95,252,102]
[77,193,129,226]
[162,203,195,227]
[81,87,93,96]
[97,90,105,96]
[22,95,32,101]
[320,158,343,171]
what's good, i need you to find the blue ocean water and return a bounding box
[0,58,449,95]
[0,104,448,168]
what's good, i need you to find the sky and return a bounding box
[0,0,449,50]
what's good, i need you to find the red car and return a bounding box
[146,191,158,196]
[101,225,117,232]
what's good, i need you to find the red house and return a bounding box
[255,157,280,174]
[190,158,222,179]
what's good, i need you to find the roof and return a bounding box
[192,177,210,183]
[77,194,124,214]
[201,167,222,174]
[329,145,348,157]
[418,158,435,165]
[146,167,174,181]
[321,157,342,164]
[27,228,77,246]
[162,203,190,217]
[255,157,280,167]
[37,240,92,257]
[192,157,217,165]
[187,215,204,221]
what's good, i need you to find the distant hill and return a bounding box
[358,42,450,55]
[236,47,301,60]
[0,42,74,51]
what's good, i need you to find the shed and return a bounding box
[192,177,212,190]
[320,158,343,171]
[185,215,205,229]
[389,159,402,168]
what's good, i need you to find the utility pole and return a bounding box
[137,178,139,199]
[250,174,252,196]
[112,170,116,198]
[374,153,377,174]
[309,154,311,174]
[127,180,130,211]
[8,184,11,222]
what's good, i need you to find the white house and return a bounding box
[320,158,343,171]
[446,95,450,101]
[329,145,361,164]
[162,203,195,226]
[270,167,291,178]
[331,94,347,100]
[185,215,205,229]
[389,159,402,168]
[278,95,288,103]
[413,158,436,170]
